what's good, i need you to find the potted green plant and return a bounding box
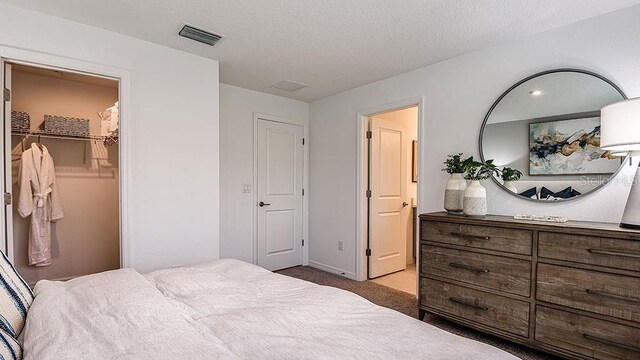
[500,167,523,193]
[441,154,473,213]
[463,159,499,216]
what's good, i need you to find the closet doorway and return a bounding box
[2,61,121,286]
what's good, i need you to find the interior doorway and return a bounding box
[366,106,419,295]
[255,116,305,271]
[2,60,121,285]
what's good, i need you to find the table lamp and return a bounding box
[601,97,640,229]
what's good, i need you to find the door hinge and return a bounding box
[366,130,372,139]
[366,189,371,198]
[302,188,305,196]
[302,239,305,246]
[365,248,371,256]
[302,138,305,145]
[3,193,11,206]
[3,88,10,102]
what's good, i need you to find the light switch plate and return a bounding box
[242,184,252,193]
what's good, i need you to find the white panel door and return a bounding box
[257,119,303,271]
[369,116,408,278]
[1,62,12,258]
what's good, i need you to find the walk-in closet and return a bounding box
[4,62,121,285]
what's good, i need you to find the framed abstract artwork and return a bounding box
[529,117,619,175]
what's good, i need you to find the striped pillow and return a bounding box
[0,251,33,339]
[0,328,21,360]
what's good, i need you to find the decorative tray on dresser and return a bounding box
[419,212,640,360]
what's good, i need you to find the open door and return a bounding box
[1,61,13,259]
[368,116,408,278]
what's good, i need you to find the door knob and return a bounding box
[402,202,409,208]
[259,201,271,207]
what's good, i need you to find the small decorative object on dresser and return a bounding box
[419,211,640,360]
[462,159,498,216]
[442,154,473,214]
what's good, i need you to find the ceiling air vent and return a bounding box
[179,25,224,46]
[270,80,308,92]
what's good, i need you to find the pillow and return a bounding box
[0,251,33,338]
[518,187,537,199]
[554,186,574,199]
[0,328,21,360]
[539,187,553,199]
[540,186,575,200]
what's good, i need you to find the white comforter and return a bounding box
[23,259,517,359]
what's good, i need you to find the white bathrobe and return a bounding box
[17,144,63,266]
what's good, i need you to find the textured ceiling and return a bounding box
[3,0,640,102]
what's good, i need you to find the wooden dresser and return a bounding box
[419,212,640,360]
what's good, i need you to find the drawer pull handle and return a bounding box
[585,289,640,304]
[588,248,640,259]
[583,334,640,353]
[448,297,489,310]
[450,232,491,241]
[449,262,490,273]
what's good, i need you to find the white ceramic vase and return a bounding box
[463,180,487,216]
[503,181,518,193]
[444,173,467,214]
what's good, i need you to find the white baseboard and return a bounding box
[308,260,357,280]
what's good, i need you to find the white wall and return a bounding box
[0,3,221,273]
[309,6,640,276]
[219,83,309,263]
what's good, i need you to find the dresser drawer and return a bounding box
[421,221,532,255]
[536,306,640,360]
[422,245,531,296]
[537,263,640,322]
[539,232,640,272]
[421,278,529,337]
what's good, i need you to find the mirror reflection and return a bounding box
[480,70,626,201]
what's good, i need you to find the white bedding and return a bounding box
[23,259,518,359]
[23,268,235,359]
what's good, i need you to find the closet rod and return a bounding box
[11,131,105,142]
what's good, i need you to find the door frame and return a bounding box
[0,45,132,268]
[355,96,425,284]
[252,112,309,267]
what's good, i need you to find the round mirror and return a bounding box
[480,69,627,202]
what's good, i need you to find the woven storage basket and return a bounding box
[11,111,30,132]
[44,115,90,137]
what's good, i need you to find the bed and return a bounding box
[22,259,517,359]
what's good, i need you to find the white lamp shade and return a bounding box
[600,97,640,152]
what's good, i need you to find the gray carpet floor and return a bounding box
[277,266,561,360]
